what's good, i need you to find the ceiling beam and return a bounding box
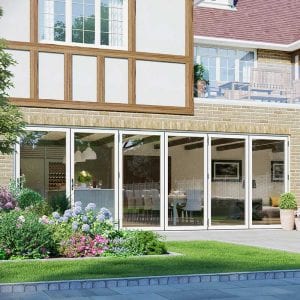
[216,142,245,151]
[154,137,202,149]
[185,142,204,150]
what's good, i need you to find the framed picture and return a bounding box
[212,160,242,182]
[271,161,284,182]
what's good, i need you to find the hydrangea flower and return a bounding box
[99,208,112,220]
[72,206,82,216]
[72,221,79,231]
[82,215,88,223]
[96,214,105,222]
[85,203,96,212]
[61,216,69,223]
[82,224,90,232]
[74,201,82,207]
[52,212,60,219]
[48,220,55,225]
[64,209,72,218]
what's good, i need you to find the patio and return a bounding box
[162,229,300,253]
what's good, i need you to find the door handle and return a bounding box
[71,178,74,191]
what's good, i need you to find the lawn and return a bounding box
[1,241,300,284]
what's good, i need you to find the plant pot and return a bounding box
[196,80,206,97]
[280,209,295,230]
[295,218,300,231]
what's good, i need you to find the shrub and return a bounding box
[18,188,44,209]
[60,234,109,258]
[0,248,7,260]
[123,231,167,256]
[48,193,70,214]
[28,201,53,217]
[0,187,17,212]
[279,192,297,210]
[0,211,56,259]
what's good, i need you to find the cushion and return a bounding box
[270,196,280,207]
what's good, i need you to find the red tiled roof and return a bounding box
[193,0,300,45]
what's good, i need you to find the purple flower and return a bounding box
[52,212,60,219]
[72,206,82,216]
[99,208,112,220]
[82,215,88,223]
[61,216,69,223]
[72,221,79,231]
[85,203,96,212]
[97,214,105,222]
[64,209,72,218]
[82,224,90,232]
[74,201,82,207]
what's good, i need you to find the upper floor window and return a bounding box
[194,45,255,98]
[39,0,127,48]
[197,0,236,10]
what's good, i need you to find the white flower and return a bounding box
[17,215,25,223]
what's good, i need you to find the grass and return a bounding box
[1,241,300,283]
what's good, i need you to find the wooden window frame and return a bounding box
[9,0,194,115]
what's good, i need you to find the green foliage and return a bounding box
[279,192,297,210]
[0,12,27,154]
[9,175,26,200]
[194,63,209,85]
[77,170,92,183]
[0,248,6,260]
[28,201,53,217]
[48,193,70,214]
[0,211,56,259]
[18,189,44,209]
[123,231,167,256]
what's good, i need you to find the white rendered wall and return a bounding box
[72,55,97,102]
[105,58,128,104]
[136,61,186,107]
[136,0,185,55]
[39,52,64,100]
[6,50,30,98]
[0,0,30,42]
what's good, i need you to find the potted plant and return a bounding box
[295,210,300,231]
[77,170,92,188]
[194,63,209,98]
[279,192,297,230]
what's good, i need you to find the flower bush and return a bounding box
[0,210,56,259]
[18,188,44,209]
[60,234,109,258]
[0,187,17,212]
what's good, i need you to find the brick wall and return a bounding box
[0,154,13,187]
[1,102,299,200]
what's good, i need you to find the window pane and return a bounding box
[168,136,205,227]
[211,137,246,226]
[73,132,116,216]
[122,134,161,227]
[72,29,83,43]
[100,0,124,47]
[20,131,67,203]
[252,139,284,225]
[39,0,66,42]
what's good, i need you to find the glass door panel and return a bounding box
[251,138,286,226]
[166,134,206,228]
[210,136,247,227]
[20,129,68,203]
[72,130,117,218]
[121,132,162,228]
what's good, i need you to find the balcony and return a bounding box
[195,65,300,104]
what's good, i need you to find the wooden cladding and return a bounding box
[9,0,194,115]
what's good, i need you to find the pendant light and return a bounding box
[82,143,97,160]
[75,147,85,163]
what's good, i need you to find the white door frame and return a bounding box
[164,132,208,230]
[249,135,289,229]
[208,133,249,229]
[119,130,164,230]
[15,126,71,202]
[70,128,119,222]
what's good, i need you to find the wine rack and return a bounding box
[49,162,65,191]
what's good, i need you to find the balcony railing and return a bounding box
[196,66,300,104]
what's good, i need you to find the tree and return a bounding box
[0,7,26,154]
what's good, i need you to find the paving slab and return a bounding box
[161,229,300,253]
